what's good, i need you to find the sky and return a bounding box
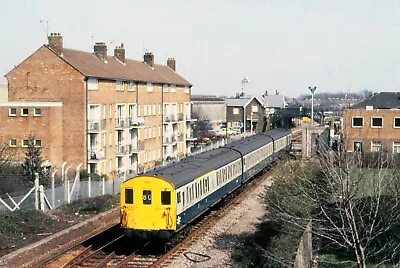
[1,0,400,97]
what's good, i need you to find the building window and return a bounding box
[21,108,29,116]
[170,84,176,93]
[152,104,156,116]
[147,82,153,92]
[184,86,189,94]
[352,117,363,127]
[35,140,42,147]
[233,108,239,115]
[116,80,124,91]
[251,106,258,112]
[34,108,41,116]
[393,142,400,153]
[371,141,382,152]
[371,117,383,128]
[87,78,98,90]
[109,104,112,119]
[9,108,17,116]
[9,139,16,147]
[22,139,29,147]
[394,118,400,128]
[128,81,135,91]
[162,84,168,92]
[354,141,363,152]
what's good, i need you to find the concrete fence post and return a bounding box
[67,180,71,203]
[102,177,105,196]
[39,185,45,211]
[88,175,91,198]
[34,173,39,210]
[51,169,57,208]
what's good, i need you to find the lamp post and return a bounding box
[308,86,317,125]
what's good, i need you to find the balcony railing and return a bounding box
[116,145,126,155]
[88,119,106,131]
[128,141,145,153]
[128,117,145,127]
[115,118,126,128]
[89,147,106,160]
[163,116,171,122]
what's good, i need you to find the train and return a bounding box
[120,129,294,239]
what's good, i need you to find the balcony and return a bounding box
[116,145,126,155]
[178,113,184,121]
[88,119,106,132]
[128,117,145,128]
[115,118,126,129]
[128,141,145,153]
[177,133,184,141]
[163,136,177,146]
[88,147,106,162]
[163,116,171,124]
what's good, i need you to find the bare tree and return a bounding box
[0,140,16,176]
[266,144,400,267]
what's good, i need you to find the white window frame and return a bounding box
[8,108,17,116]
[35,140,42,147]
[251,105,258,112]
[353,141,363,152]
[393,142,400,153]
[144,105,147,116]
[394,117,400,128]
[371,117,383,128]
[152,104,156,115]
[116,80,124,91]
[352,116,363,128]
[184,86,189,94]
[127,81,135,91]
[371,141,383,152]
[103,105,106,120]
[22,139,29,147]
[109,133,112,146]
[147,82,153,92]
[170,84,176,93]
[33,108,42,116]
[21,108,29,117]
[109,104,113,119]
[163,84,168,93]
[87,78,98,90]
[9,139,17,147]
[233,108,239,115]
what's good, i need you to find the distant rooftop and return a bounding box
[191,95,225,102]
[0,83,7,102]
[351,92,400,109]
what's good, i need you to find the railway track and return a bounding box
[33,159,279,268]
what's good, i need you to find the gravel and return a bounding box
[167,176,273,268]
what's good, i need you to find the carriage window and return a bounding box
[142,190,152,205]
[177,192,181,204]
[161,191,171,205]
[125,189,134,204]
[182,192,185,205]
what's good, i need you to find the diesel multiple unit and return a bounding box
[120,129,292,239]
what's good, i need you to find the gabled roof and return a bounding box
[6,45,192,87]
[351,92,400,109]
[225,96,263,108]
[259,94,286,108]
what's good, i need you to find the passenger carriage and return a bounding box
[120,129,292,239]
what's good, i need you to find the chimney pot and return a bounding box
[167,58,176,71]
[94,42,108,60]
[144,52,154,67]
[48,32,63,55]
[114,43,126,63]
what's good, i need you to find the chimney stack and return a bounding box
[114,43,125,63]
[167,58,176,71]
[94,42,107,60]
[48,33,63,55]
[144,52,154,67]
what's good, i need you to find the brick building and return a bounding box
[0,33,194,178]
[342,92,400,153]
[225,96,264,133]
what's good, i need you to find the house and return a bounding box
[191,95,226,127]
[342,92,400,153]
[0,33,194,178]
[225,96,264,133]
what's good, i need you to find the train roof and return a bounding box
[145,129,290,188]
